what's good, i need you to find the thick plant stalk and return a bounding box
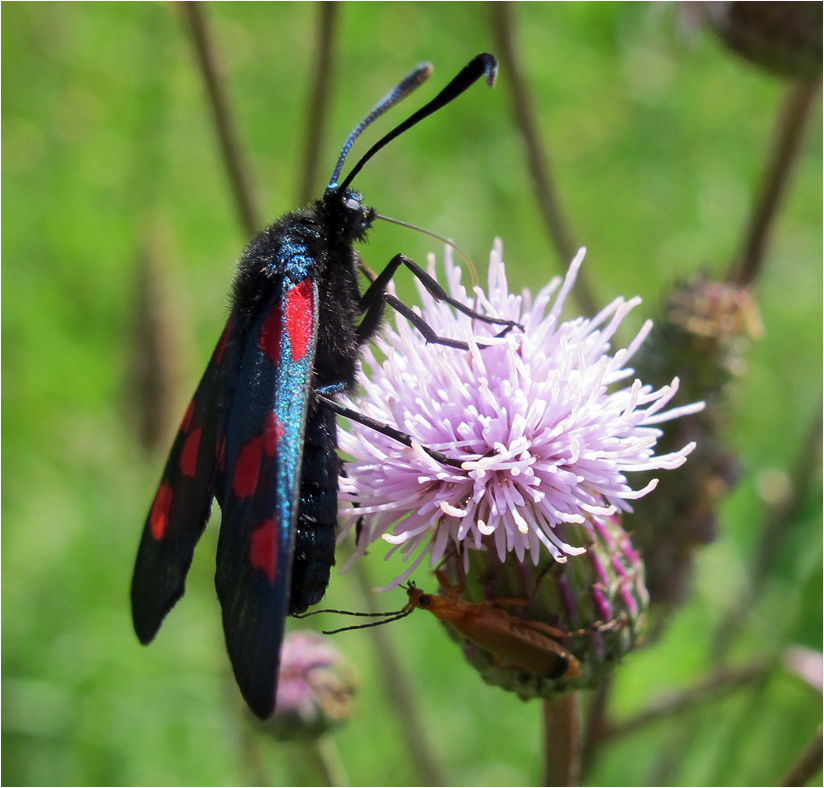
[489,2,598,317]
[730,78,820,286]
[779,726,823,788]
[542,694,581,786]
[297,3,339,205]
[180,1,260,236]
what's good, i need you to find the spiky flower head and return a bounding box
[336,242,706,695]
[338,241,704,589]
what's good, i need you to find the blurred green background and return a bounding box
[3,3,821,785]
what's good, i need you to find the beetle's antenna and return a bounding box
[327,62,433,190]
[338,53,497,194]
[293,604,412,635]
[294,607,407,619]
[322,609,413,635]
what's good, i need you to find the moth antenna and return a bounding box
[328,62,434,190]
[374,213,480,288]
[338,53,497,193]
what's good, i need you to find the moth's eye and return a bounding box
[419,594,431,607]
[345,197,360,211]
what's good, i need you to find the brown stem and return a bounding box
[490,2,598,317]
[579,679,611,780]
[729,78,820,286]
[541,693,581,786]
[603,661,770,741]
[711,397,823,661]
[352,559,447,786]
[297,3,338,205]
[180,1,260,237]
[779,725,823,787]
[128,230,183,454]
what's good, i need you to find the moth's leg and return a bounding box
[356,252,520,346]
[382,293,472,350]
[314,392,465,469]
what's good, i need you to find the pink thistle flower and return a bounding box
[265,631,358,740]
[338,241,704,589]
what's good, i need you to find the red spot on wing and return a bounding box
[250,517,278,584]
[150,483,174,540]
[285,279,314,361]
[264,411,284,457]
[233,436,263,498]
[181,401,195,433]
[216,436,227,473]
[259,303,282,364]
[180,427,202,478]
[215,319,232,364]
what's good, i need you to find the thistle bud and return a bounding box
[703,1,822,80]
[262,631,358,741]
[432,512,647,700]
[627,276,762,611]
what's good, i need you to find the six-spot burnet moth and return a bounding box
[130,53,517,720]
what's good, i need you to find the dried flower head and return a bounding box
[625,275,762,612]
[338,241,704,588]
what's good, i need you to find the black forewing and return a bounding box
[131,318,238,644]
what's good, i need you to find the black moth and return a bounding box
[131,53,513,719]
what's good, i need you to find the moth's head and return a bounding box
[323,186,375,242]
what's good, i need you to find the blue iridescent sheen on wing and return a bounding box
[215,247,319,719]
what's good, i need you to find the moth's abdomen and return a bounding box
[289,405,338,614]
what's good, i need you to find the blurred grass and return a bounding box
[2,3,821,785]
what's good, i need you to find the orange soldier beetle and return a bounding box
[403,577,582,679]
[310,570,626,681]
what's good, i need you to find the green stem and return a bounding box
[579,679,611,781]
[541,693,581,786]
[604,660,769,741]
[297,736,349,787]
